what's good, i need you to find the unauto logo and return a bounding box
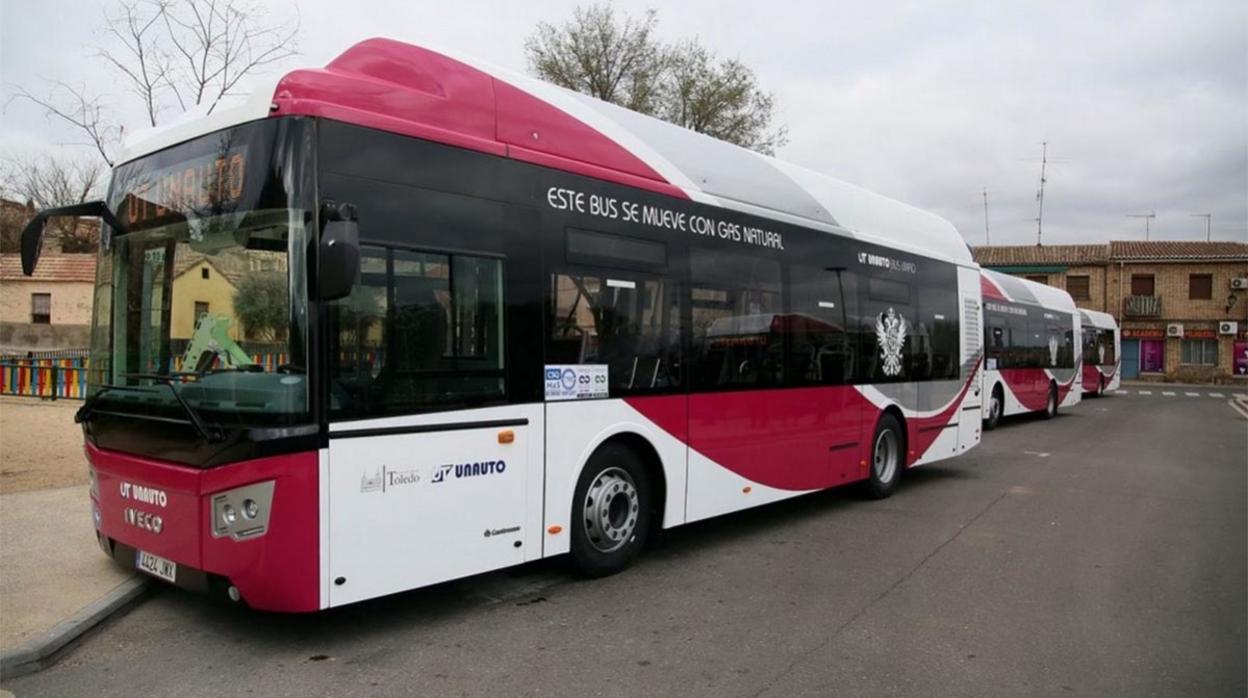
[432,460,507,484]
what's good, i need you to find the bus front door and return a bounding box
[324,406,544,607]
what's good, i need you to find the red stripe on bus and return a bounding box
[271,38,683,199]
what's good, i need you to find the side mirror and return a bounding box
[20,216,48,276]
[18,201,126,275]
[320,201,360,301]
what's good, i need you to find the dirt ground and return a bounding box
[0,396,88,494]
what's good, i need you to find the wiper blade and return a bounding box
[122,372,225,443]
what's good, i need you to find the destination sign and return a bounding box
[120,149,247,228]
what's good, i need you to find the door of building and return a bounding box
[1121,339,1140,379]
[1140,339,1165,373]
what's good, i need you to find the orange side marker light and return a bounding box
[498,430,515,444]
[742,486,753,494]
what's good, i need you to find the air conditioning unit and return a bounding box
[1232,278,1248,290]
[1219,321,1239,335]
[1166,323,1184,338]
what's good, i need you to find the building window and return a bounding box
[31,293,51,324]
[201,267,210,280]
[1025,274,1048,285]
[1180,338,1218,365]
[1189,274,1212,300]
[1131,274,1155,296]
[194,302,210,322]
[1066,275,1090,300]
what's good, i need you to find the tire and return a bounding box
[1042,382,1058,419]
[1097,377,1106,397]
[866,413,905,499]
[984,385,1003,431]
[569,443,653,577]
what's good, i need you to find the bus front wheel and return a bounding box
[570,443,653,577]
[984,385,1003,431]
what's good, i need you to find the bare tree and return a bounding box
[526,5,666,115]
[9,0,299,167]
[661,41,787,155]
[0,154,105,252]
[525,4,788,154]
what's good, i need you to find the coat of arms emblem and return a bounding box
[875,308,907,377]
[1048,336,1059,366]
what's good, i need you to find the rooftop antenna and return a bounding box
[981,188,994,245]
[1035,142,1048,246]
[1127,211,1156,240]
[1190,213,1211,241]
[1019,142,1069,246]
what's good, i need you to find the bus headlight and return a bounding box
[211,481,275,540]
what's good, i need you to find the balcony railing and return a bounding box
[1124,295,1162,317]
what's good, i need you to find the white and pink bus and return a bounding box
[20,39,983,611]
[981,269,1081,429]
[1079,308,1120,396]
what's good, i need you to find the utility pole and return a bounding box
[1034,142,1050,246]
[1127,211,1156,240]
[982,188,991,245]
[1190,213,1211,241]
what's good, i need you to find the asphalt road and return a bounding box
[6,391,1246,697]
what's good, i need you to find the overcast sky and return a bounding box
[2,0,1245,245]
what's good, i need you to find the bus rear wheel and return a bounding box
[1043,383,1058,419]
[866,413,905,499]
[1096,376,1106,397]
[570,443,653,578]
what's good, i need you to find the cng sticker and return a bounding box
[544,364,609,401]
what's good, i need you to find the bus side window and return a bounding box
[327,245,505,418]
[860,274,915,382]
[689,248,783,389]
[787,265,854,385]
[549,272,679,394]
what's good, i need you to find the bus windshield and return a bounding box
[87,119,313,428]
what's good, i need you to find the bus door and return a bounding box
[323,246,542,607]
[543,231,687,542]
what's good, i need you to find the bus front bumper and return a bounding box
[86,442,322,612]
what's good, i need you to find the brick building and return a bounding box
[974,241,1248,384]
[0,254,97,352]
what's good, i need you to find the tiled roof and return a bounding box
[972,244,1109,266]
[1108,241,1248,260]
[0,254,96,282]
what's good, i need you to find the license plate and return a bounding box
[135,550,177,583]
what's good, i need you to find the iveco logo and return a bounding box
[124,507,164,534]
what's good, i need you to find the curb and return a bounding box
[0,576,151,680]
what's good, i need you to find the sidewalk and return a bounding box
[0,397,147,675]
[0,486,135,650]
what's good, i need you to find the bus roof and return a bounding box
[981,268,1077,313]
[117,38,973,266]
[1078,308,1118,330]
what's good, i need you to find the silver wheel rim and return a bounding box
[873,429,899,484]
[582,467,640,553]
[990,394,1000,421]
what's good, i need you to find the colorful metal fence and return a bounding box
[0,350,292,399]
[0,356,91,400]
